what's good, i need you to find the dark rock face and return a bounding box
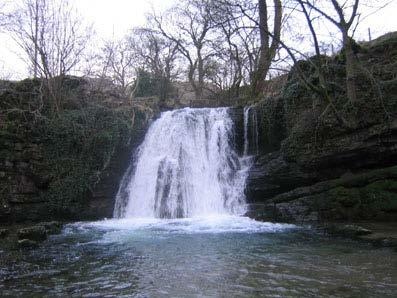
[0,78,153,223]
[243,33,397,223]
[248,166,397,223]
[17,226,47,242]
[0,221,64,250]
[0,119,150,223]
[325,224,372,237]
[79,118,150,220]
[228,108,245,155]
[0,228,9,238]
[39,221,63,235]
[17,239,39,249]
[247,120,397,201]
[0,119,149,223]
[245,113,397,223]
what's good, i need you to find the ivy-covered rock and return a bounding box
[0,77,153,223]
[244,32,397,222]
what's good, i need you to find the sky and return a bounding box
[0,0,397,79]
[0,0,175,79]
[73,0,174,39]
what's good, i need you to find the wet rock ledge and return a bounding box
[0,221,63,249]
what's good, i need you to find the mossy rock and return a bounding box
[363,32,397,53]
[326,224,372,237]
[17,239,39,249]
[17,226,47,242]
[0,228,9,238]
[38,221,63,235]
[361,179,397,212]
[330,186,361,208]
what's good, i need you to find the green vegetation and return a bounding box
[0,77,152,221]
[269,166,397,221]
[36,107,138,217]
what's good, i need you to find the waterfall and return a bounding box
[243,106,259,156]
[243,106,251,156]
[252,108,259,155]
[114,107,251,219]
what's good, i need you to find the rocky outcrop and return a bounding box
[0,221,65,249]
[244,32,397,223]
[0,228,9,238]
[248,166,397,222]
[0,78,153,223]
[17,226,47,242]
[0,113,150,222]
[0,113,150,223]
[247,119,397,201]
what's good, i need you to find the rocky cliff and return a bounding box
[0,78,152,223]
[244,32,397,223]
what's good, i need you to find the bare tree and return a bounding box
[254,0,283,94]
[0,1,11,30]
[0,60,13,80]
[212,0,283,97]
[102,36,136,95]
[150,0,216,99]
[7,0,92,114]
[283,0,350,126]
[210,0,257,99]
[301,0,360,103]
[129,28,179,102]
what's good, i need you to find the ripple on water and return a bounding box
[0,217,396,297]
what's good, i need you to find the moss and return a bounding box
[255,32,397,163]
[255,96,287,153]
[330,186,361,208]
[323,179,397,220]
[31,105,144,217]
[360,180,397,213]
[362,32,397,53]
[341,166,397,188]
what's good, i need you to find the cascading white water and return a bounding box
[114,107,251,219]
[243,106,251,156]
[243,106,259,156]
[252,108,259,155]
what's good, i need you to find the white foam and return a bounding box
[82,216,297,235]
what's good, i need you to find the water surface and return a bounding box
[1,216,396,297]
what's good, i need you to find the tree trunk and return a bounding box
[197,48,204,99]
[33,0,39,78]
[253,0,282,96]
[343,32,358,103]
[188,64,199,100]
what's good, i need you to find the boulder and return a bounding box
[39,221,62,235]
[325,224,373,237]
[17,239,39,249]
[17,226,47,242]
[0,228,9,238]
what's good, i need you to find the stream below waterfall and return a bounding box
[1,107,396,297]
[1,217,396,297]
